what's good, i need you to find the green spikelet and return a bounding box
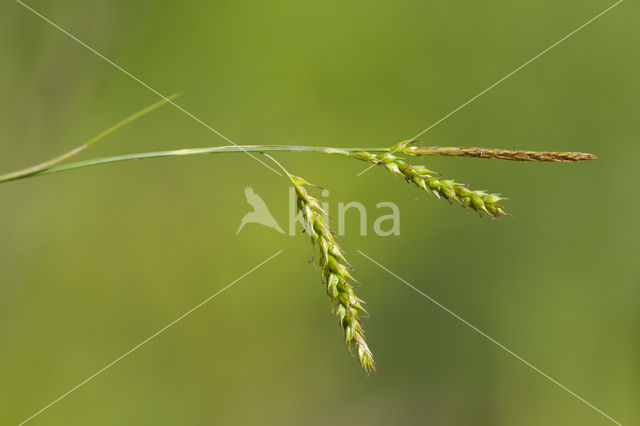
[290,175,376,374]
[349,146,508,218]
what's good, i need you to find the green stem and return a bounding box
[0,94,179,183]
[0,91,596,184]
[7,145,389,182]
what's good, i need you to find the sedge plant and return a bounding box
[0,97,596,374]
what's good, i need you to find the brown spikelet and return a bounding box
[403,145,596,162]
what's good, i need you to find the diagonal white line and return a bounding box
[357,0,624,177]
[15,0,282,176]
[357,250,622,426]
[17,250,283,426]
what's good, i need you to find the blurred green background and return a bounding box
[1,1,638,424]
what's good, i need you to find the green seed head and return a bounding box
[290,175,376,375]
[350,149,508,219]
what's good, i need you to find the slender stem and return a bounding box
[0,95,596,185]
[17,145,389,181]
[0,142,597,184]
[261,152,295,178]
[0,94,179,183]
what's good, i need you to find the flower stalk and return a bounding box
[0,97,597,373]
